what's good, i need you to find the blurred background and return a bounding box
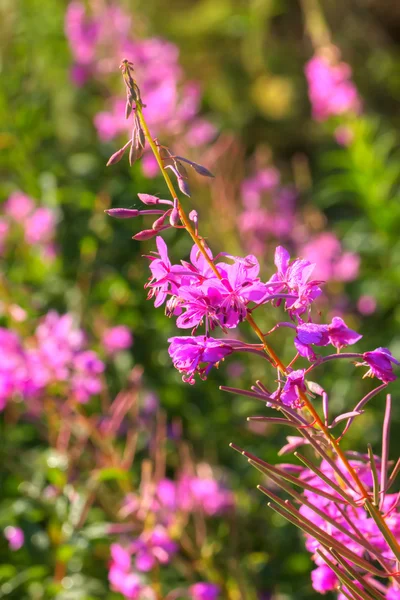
[1,0,400,598]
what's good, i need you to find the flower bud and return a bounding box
[169,207,180,227]
[105,208,140,219]
[132,229,159,241]
[152,212,169,230]
[138,194,161,205]
[106,142,131,166]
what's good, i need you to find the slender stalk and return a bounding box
[380,395,392,507]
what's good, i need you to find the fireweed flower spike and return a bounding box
[106,61,400,597]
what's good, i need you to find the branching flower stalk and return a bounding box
[107,60,400,598]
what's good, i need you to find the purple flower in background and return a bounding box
[0,312,106,409]
[168,336,233,384]
[102,325,133,354]
[4,526,24,551]
[4,192,35,221]
[311,565,338,594]
[359,348,400,383]
[108,544,146,599]
[0,218,9,254]
[305,50,361,121]
[65,2,215,175]
[189,583,221,600]
[301,232,360,283]
[189,476,234,515]
[357,295,377,316]
[72,350,105,402]
[24,207,56,245]
[131,526,177,571]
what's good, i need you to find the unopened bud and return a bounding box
[132,229,159,241]
[106,142,131,166]
[125,99,133,120]
[152,212,169,230]
[105,208,140,219]
[178,175,191,197]
[138,194,160,205]
[169,207,180,227]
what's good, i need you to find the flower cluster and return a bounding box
[0,311,105,409]
[1,191,57,259]
[108,469,229,598]
[65,1,215,176]
[300,458,400,597]
[305,48,361,122]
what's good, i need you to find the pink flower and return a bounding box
[272,369,306,408]
[102,326,133,354]
[4,526,24,551]
[305,51,361,121]
[24,207,56,245]
[0,218,9,254]
[130,525,178,572]
[359,348,400,383]
[357,295,377,316]
[266,246,322,317]
[168,336,233,384]
[294,317,362,359]
[4,192,34,221]
[301,233,359,283]
[189,583,220,600]
[311,565,338,594]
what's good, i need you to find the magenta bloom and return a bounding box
[189,583,220,600]
[4,192,35,221]
[305,52,361,121]
[102,325,133,354]
[4,526,24,551]
[272,369,306,409]
[360,348,400,383]
[168,336,233,384]
[130,525,177,572]
[24,207,56,245]
[266,246,322,317]
[189,477,234,515]
[301,232,359,283]
[108,544,146,599]
[311,565,338,594]
[146,236,181,307]
[295,316,362,359]
[387,587,400,599]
